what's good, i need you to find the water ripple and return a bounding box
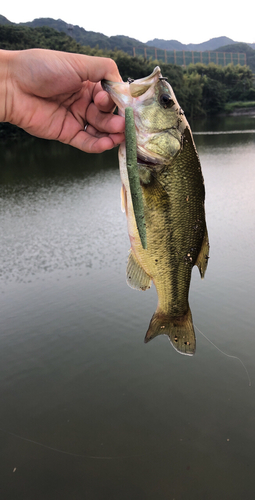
[0,170,128,284]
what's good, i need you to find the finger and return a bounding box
[93,89,116,113]
[83,124,125,148]
[69,129,125,154]
[84,123,124,140]
[59,53,123,86]
[82,56,123,84]
[86,102,125,134]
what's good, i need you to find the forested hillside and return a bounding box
[0,24,88,52]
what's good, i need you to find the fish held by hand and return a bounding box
[102,67,209,355]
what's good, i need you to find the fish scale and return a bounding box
[141,132,206,314]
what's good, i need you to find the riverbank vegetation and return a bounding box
[0,24,255,138]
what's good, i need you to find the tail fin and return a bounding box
[144,308,196,356]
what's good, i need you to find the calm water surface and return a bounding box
[0,115,255,499]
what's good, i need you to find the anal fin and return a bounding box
[126,250,152,291]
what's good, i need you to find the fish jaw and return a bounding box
[102,66,163,116]
[101,80,133,113]
[102,66,186,167]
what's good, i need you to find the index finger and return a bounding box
[65,53,123,85]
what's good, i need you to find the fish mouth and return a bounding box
[128,66,162,97]
[101,66,162,111]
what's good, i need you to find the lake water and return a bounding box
[0,115,255,499]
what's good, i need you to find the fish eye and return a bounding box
[159,93,174,109]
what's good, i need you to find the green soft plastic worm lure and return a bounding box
[125,107,147,250]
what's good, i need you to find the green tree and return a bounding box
[202,77,226,114]
[182,72,204,119]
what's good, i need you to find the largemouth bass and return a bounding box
[102,67,209,355]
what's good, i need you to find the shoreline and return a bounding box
[222,106,255,117]
[1,106,255,142]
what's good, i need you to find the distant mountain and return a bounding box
[214,42,255,72]
[20,17,111,49]
[0,15,11,25]
[146,39,187,51]
[17,17,146,53]
[146,36,242,52]
[215,42,255,53]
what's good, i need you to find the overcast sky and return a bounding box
[1,0,255,45]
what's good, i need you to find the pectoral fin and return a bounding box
[144,307,196,356]
[195,227,209,278]
[126,250,152,291]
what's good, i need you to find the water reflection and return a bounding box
[191,113,255,132]
[0,136,119,184]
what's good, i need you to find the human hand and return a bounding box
[0,48,125,153]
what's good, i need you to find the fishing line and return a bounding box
[1,331,251,461]
[0,425,182,461]
[194,324,251,387]
[0,426,117,460]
